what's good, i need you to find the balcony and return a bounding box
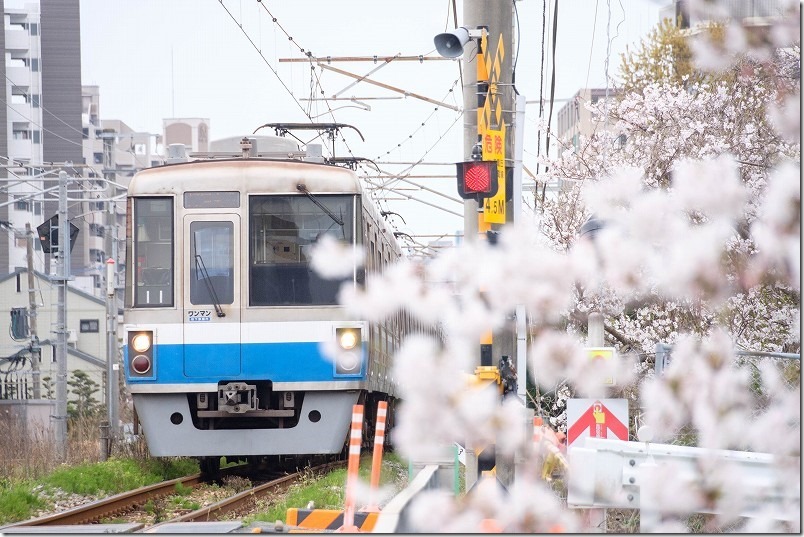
[4,30,30,51]
[6,65,30,88]
[8,138,32,160]
[7,103,33,124]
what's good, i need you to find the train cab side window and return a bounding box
[133,197,174,307]
[190,221,234,305]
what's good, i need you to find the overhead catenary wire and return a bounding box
[218,0,314,124]
[223,0,466,235]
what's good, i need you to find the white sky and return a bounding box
[79,0,663,245]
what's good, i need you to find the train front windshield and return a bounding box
[250,194,355,306]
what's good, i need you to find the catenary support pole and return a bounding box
[25,223,41,399]
[106,200,120,445]
[54,171,69,461]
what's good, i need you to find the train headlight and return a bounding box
[128,330,155,378]
[131,333,151,353]
[334,327,362,376]
[338,328,359,351]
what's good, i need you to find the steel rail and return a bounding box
[3,474,204,528]
[145,461,347,530]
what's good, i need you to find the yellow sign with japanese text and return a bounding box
[481,125,506,222]
[478,34,506,224]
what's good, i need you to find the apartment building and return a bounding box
[555,88,618,156]
[1,0,86,279]
[1,1,163,298]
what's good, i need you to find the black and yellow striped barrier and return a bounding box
[285,508,378,532]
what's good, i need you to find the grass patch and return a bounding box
[173,482,193,496]
[169,496,201,511]
[245,453,408,526]
[43,457,198,496]
[0,486,45,525]
[0,457,199,525]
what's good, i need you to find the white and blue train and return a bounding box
[123,136,419,472]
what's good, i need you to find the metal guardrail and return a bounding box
[372,464,441,533]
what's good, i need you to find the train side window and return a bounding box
[190,221,234,305]
[133,197,174,307]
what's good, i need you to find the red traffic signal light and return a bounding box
[456,160,498,201]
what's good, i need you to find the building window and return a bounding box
[89,223,105,237]
[93,152,103,164]
[29,23,38,36]
[13,130,30,140]
[89,248,105,263]
[14,197,31,211]
[34,201,41,215]
[82,128,89,139]
[30,95,39,108]
[80,319,99,333]
[32,130,40,144]
[31,58,39,72]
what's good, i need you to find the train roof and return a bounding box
[128,157,363,197]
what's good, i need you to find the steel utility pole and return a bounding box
[462,0,514,355]
[25,223,41,399]
[105,202,120,446]
[457,0,515,491]
[54,171,70,461]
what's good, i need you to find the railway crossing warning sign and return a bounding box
[566,398,628,447]
[478,33,506,225]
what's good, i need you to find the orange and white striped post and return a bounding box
[366,400,388,512]
[340,403,363,532]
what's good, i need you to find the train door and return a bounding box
[182,215,242,378]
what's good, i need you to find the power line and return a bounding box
[218,0,312,123]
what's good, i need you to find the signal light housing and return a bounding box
[334,327,363,376]
[128,330,155,379]
[456,161,499,201]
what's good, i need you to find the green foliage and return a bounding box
[173,482,193,496]
[244,454,407,526]
[618,18,721,93]
[66,370,101,419]
[44,459,152,495]
[0,457,198,524]
[141,457,199,481]
[0,485,44,524]
[43,457,198,496]
[169,496,200,510]
[40,376,53,399]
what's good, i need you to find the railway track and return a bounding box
[2,473,206,528]
[2,460,345,531]
[146,460,346,530]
